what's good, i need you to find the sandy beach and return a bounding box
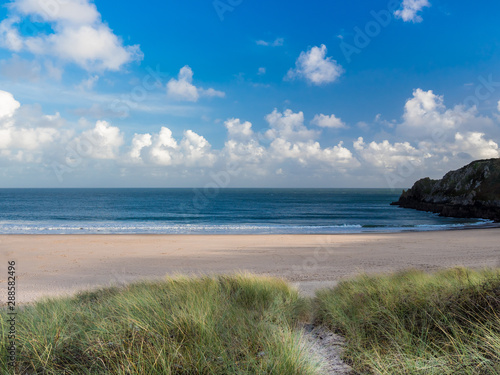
[1,229,499,303]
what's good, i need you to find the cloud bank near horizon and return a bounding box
[1,87,498,187]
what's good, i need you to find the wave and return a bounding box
[0,220,496,234]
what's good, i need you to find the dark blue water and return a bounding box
[0,189,492,234]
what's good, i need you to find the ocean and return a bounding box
[0,188,493,234]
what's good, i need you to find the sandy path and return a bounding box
[0,229,499,304]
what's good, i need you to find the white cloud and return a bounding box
[353,89,500,184]
[221,111,357,176]
[0,0,142,71]
[311,113,347,129]
[1,88,499,187]
[286,45,344,85]
[265,109,319,142]
[264,109,355,167]
[167,67,199,102]
[0,17,23,51]
[225,118,254,140]
[256,37,284,47]
[12,0,100,25]
[453,132,499,159]
[0,124,59,151]
[354,137,426,170]
[396,88,488,141]
[394,0,430,23]
[133,127,216,167]
[149,127,178,165]
[223,139,266,165]
[497,100,500,112]
[75,121,124,159]
[257,67,266,75]
[269,138,354,166]
[263,109,357,169]
[199,87,226,98]
[129,133,152,162]
[180,130,216,166]
[167,66,225,102]
[223,118,265,167]
[0,90,21,118]
[0,91,70,162]
[76,75,99,91]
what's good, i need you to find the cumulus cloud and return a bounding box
[396,88,491,141]
[167,66,225,102]
[0,90,21,118]
[452,132,499,159]
[222,118,265,168]
[394,0,431,23]
[180,130,217,166]
[354,137,426,170]
[148,127,179,165]
[286,45,344,85]
[268,138,354,166]
[311,113,347,129]
[74,121,124,159]
[1,88,499,187]
[128,127,216,167]
[225,118,254,140]
[0,90,71,163]
[0,0,142,71]
[220,112,357,177]
[129,133,152,161]
[353,89,500,186]
[265,109,319,142]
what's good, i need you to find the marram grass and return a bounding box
[3,268,499,374]
[0,274,317,375]
[315,267,500,375]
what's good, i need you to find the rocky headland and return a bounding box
[391,158,500,222]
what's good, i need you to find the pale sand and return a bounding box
[1,229,499,303]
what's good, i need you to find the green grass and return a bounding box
[0,274,318,375]
[315,267,500,375]
[3,268,499,374]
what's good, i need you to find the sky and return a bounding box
[0,0,499,188]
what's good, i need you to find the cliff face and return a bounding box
[391,158,500,222]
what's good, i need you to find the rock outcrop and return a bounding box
[391,158,500,222]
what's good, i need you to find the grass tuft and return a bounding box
[315,267,500,374]
[1,274,317,375]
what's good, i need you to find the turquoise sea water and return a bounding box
[0,188,493,234]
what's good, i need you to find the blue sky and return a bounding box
[0,0,499,187]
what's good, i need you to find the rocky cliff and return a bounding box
[391,158,500,222]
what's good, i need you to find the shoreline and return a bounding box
[1,221,498,236]
[1,229,499,303]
